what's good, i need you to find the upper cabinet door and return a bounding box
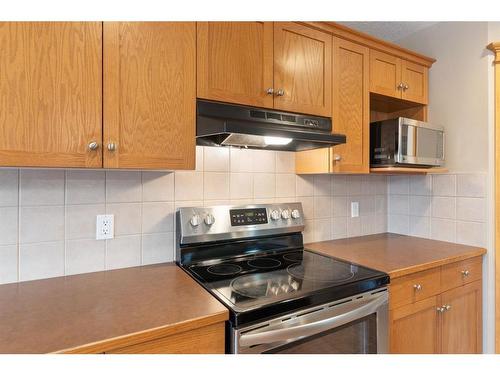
[369,50,402,99]
[331,38,369,174]
[0,22,102,168]
[197,22,274,108]
[103,22,196,169]
[402,60,428,104]
[273,22,332,116]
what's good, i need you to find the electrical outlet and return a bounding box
[351,202,359,218]
[96,214,114,240]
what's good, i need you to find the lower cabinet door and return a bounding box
[390,296,439,354]
[440,281,482,354]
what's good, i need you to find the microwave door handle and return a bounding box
[238,294,388,348]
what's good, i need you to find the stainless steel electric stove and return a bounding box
[176,203,390,354]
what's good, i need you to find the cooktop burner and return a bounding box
[282,252,303,262]
[207,264,243,276]
[287,262,355,283]
[247,258,281,269]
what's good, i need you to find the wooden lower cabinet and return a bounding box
[390,297,440,354]
[389,257,483,354]
[105,322,225,354]
[440,281,482,354]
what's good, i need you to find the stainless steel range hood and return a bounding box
[196,100,346,152]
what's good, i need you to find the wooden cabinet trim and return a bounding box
[389,267,441,310]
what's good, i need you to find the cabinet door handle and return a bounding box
[397,83,404,90]
[88,141,99,151]
[413,284,422,291]
[444,304,451,311]
[333,154,342,162]
[436,306,445,313]
[461,270,470,277]
[403,84,409,90]
[107,142,117,152]
[266,88,274,95]
[276,89,285,97]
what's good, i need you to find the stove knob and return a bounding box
[189,214,201,227]
[291,209,301,219]
[270,210,280,221]
[281,209,290,220]
[204,213,216,226]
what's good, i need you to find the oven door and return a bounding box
[396,118,445,166]
[231,288,388,354]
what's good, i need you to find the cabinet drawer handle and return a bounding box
[107,142,117,152]
[413,284,422,291]
[276,89,285,97]
[88,141,99,151]
[266,88,274,95]
[461,270,470,277]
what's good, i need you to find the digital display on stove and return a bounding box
[230,208,268,226]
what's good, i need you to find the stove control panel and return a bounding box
[177,202,305,246]
[230,208,268,226]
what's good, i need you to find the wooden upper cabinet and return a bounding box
[197,22,274,108]
[0,22,102,168]
[369,49,402,99]
[273,22,332,116]
[370,49,428,105]
[103,22,196,169]
[440,281,482,354]
[331,38,369,173]
[401,60,428,104]
[390,297,440,354]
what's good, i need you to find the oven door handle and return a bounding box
[239,293,387,348]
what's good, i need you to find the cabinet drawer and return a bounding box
[390,268,441,309]
[441,257,482,292]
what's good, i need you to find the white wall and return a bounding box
[397,22,495,353]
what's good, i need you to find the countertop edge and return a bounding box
[56,310,229,354]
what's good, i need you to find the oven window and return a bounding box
[265,314,377,354]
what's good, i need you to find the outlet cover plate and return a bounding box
[351,202,359,218]
[96,214,114,240]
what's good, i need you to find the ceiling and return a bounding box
[339,22,438,42]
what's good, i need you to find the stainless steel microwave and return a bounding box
[370,117,445,167]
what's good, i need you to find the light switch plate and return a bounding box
[351,202,359,218]
[96,214,114,240]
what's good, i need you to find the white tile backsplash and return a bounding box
[0,146,487,286]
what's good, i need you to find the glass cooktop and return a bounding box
[187,249,387,313]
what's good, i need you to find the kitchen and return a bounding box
[0,0,499,372]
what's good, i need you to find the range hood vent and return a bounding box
[196,100,346,152]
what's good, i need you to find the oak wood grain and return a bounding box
[440,257,482,293]
[390,296,440,354]
[103,22,196,170]
[197,22,274,108]
[0,263,228,354]
[331,37,369,173]
[389,267,441,310]
[273,22,332,116]
[440,281,482,353]
[402,60,429,105]
[306,233,486,279]
[104,322,225,354]
[369,49,402,99]
[0,22,102,168]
